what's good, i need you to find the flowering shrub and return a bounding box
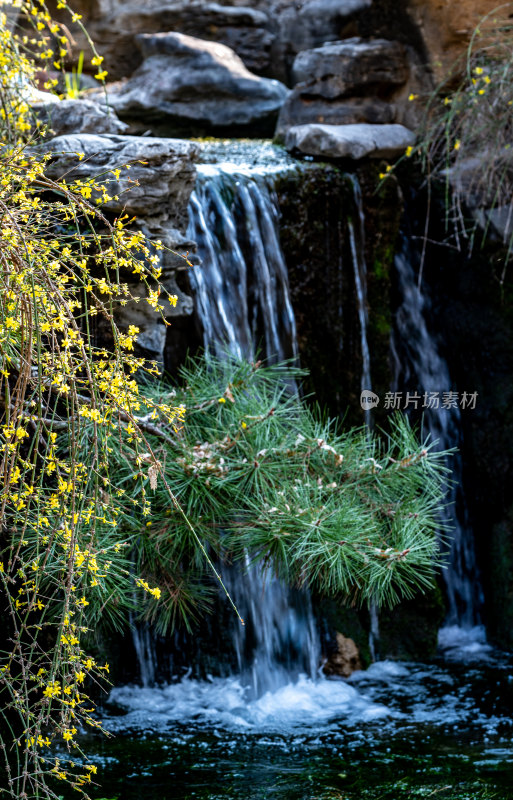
[0,2,185,796]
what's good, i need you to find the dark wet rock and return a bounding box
[378,586,446,660]
[102,32,288,136]
[285,122,415,160]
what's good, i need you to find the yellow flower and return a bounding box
[43,681,61,698]
[453,139,461,151]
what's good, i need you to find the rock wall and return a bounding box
[408,0,504,81]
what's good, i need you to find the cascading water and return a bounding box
[224,557,320,698]
[187,161,298,365]
[130,617,157,688]
[347,176,381,660]
[390,235,484,634]
[100,149,513,800]
[348,175,372,425]
[170,150,318,694]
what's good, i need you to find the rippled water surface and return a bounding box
[74,628,513,800]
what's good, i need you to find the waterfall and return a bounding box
[128,153,320,694]
[225,556,320,698]
[348,175,373,426]
[131,617,157,688]
[348,176,381,659]
[187,162,298,365]
[391,236,483,629]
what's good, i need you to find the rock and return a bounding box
[34,99,128,137]
[35,129,199,364]
[71,2,275,80]
[323,632,362,677]
[276,95,396,141]
[37,133,199,222]
[276,39,408,141]
[285,122,416,160]
[292,39,409,97]
[474,205,513,243]
[113,265,194,361]
[273,0,373,64]
[298,0,372,46]
[103,32,288,136]
[408,0,502,82]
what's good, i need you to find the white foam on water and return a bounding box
[107,673,391,734]
[105,647,513,746]
[349,659,411,683]
[437,624,492,659]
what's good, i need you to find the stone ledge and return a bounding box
[285,122,415,160]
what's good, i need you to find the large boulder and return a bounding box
[271,0,374,79]
[37,133,199,222]
[285,122,416,160]
[297,0,372,47]
[68,2,275,81]
[103,32,289,136]
[35,130,199,364]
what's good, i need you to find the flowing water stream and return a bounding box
[390,235,484,631]
[85,142,513,800]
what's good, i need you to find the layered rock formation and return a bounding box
[66,2,276,81]
[276,38,413,141]
[35,98,128,137]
